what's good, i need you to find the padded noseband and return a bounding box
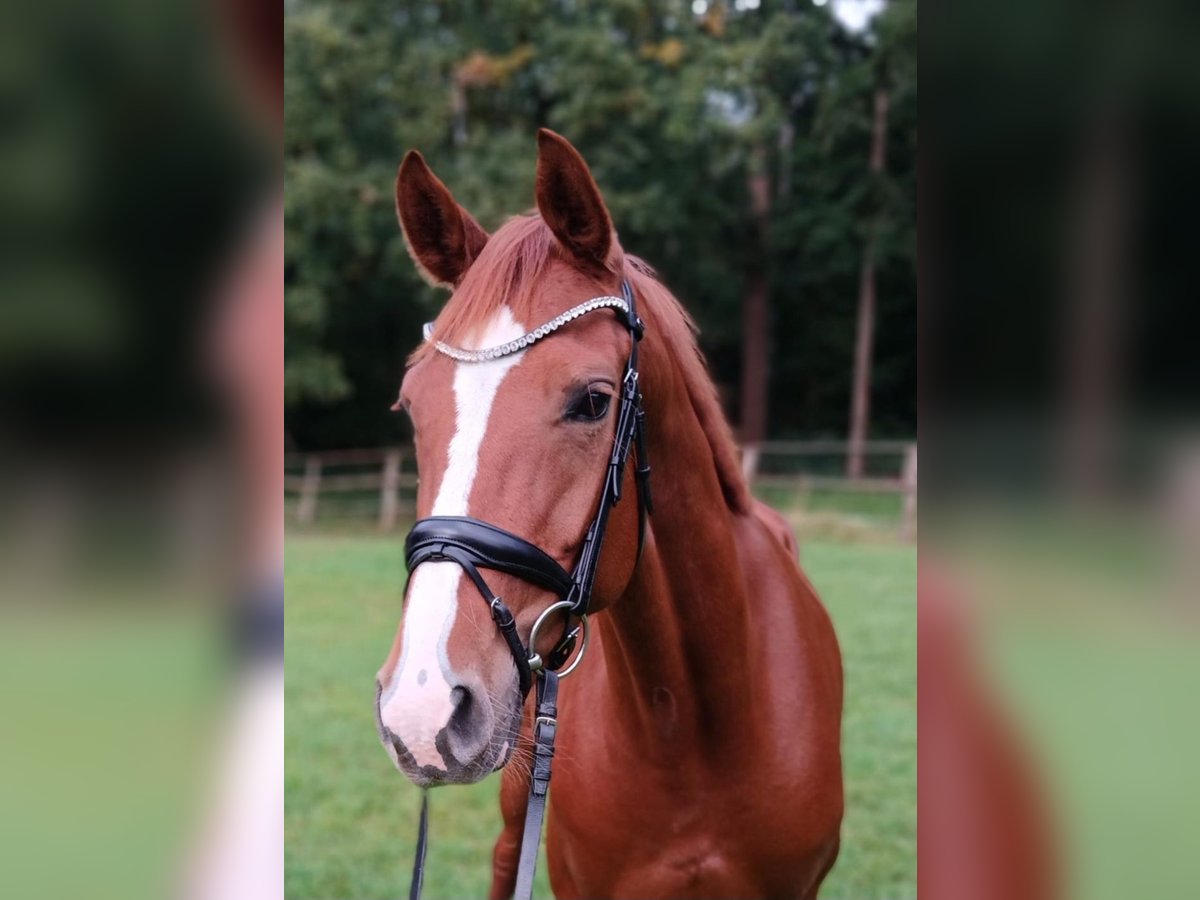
[406,517,573,597]
[405,517,574,697]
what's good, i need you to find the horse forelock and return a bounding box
[409,215,593,364]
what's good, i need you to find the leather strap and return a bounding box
[564,278,648,616]
[409,790,429,900]
[514,671,559,900]
[405,516,584,698]
[489,595,533,700]
[405,672,560,900]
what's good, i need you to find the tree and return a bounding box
[847,84,889,478]
[284,0,917,451]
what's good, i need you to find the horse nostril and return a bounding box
[447,685,474,741]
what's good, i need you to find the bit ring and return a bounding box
[527,600,589,678]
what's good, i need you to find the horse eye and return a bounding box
[565,387,612,422]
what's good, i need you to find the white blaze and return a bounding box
[379,308,527,769]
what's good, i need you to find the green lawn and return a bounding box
[288,483,910,536]
[285,533,916,899]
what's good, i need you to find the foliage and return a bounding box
[284,0,917,448]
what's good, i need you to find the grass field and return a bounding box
[286,482,910,541]
[285,533,916,899]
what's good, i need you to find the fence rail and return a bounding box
[284,440,917,540]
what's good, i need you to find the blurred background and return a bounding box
[283,2,916,900]
[923,1,1200,899]
[0,0,280,898]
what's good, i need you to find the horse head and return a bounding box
[375,131,645,786]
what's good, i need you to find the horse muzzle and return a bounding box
[375,676,520,786]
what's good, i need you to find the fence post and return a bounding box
[900,443,918,541]
[379,449,402,531]
[297,456,322,525]
[741,443,761,483]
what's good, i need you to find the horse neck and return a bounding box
[594,358,758,751]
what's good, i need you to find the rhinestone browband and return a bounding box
[427,296,630,363]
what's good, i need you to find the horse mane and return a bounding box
[409,215,752,515]
[625,263,753,514]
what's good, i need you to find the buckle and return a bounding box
[534,714,558,750]
[489,596,514,628]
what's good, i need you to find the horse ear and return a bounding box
[535,129,615,268]
[395,151,489,287]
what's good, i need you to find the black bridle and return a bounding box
[402,278,651,900]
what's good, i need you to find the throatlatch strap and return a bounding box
[408,790,429,900]
[514,670,559,900]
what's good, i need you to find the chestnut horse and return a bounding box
[375,130,843,899]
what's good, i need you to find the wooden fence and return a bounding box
[742,440,918,540]
[285,440,917,540]
[284,446,419,530]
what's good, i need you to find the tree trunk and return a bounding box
[1058,111,1127,501]
[847,86,889,479]
[740,150,772,452]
